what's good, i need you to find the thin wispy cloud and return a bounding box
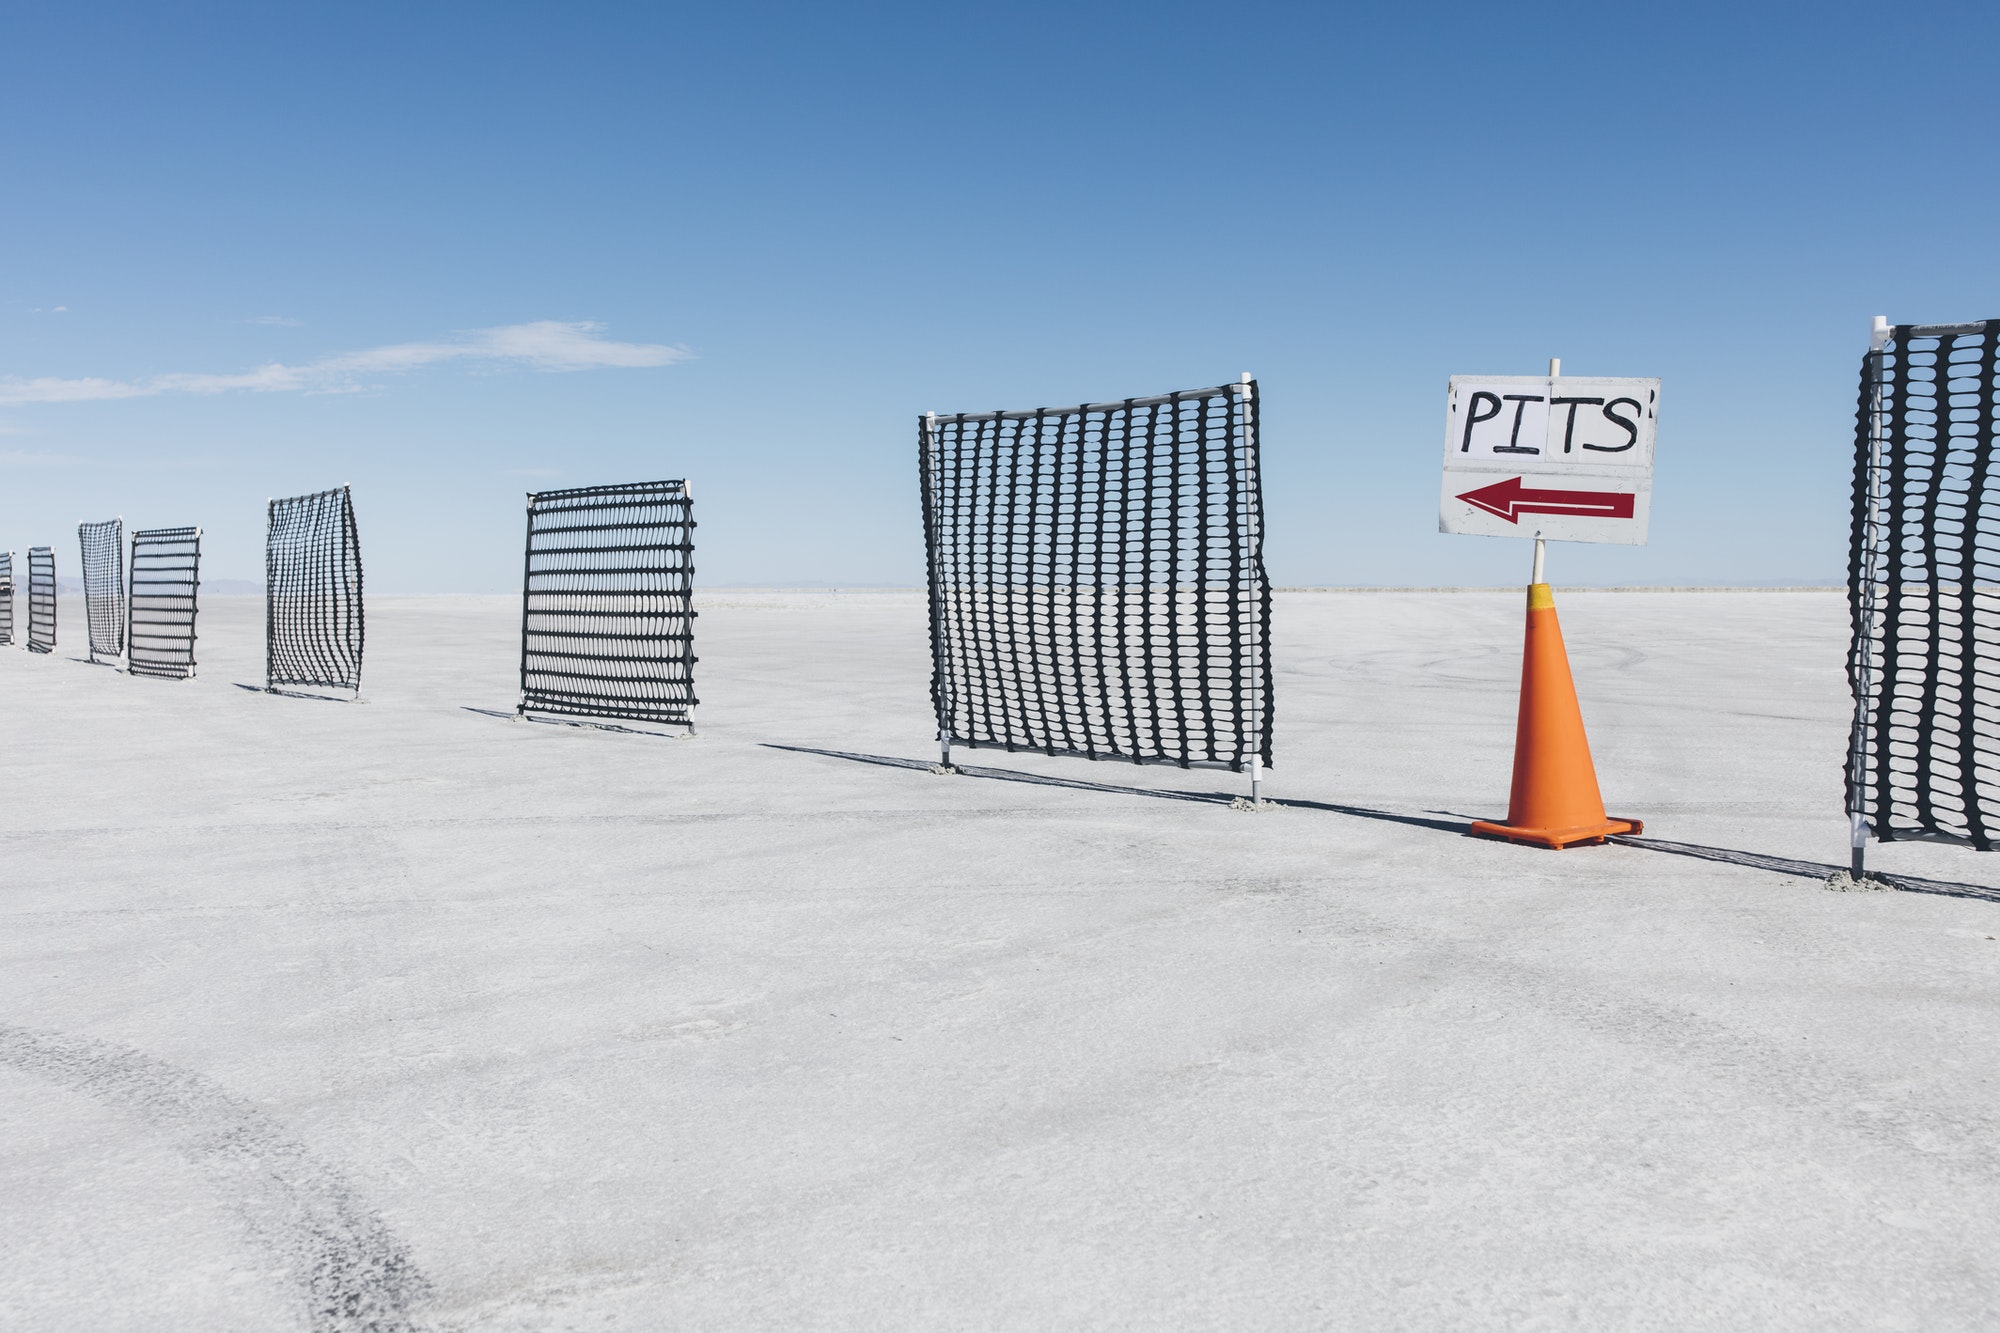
[0,448,87,467]
[0,321,690,407]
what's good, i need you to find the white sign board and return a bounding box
[1439,375,1659,545]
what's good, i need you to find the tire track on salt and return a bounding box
[0,1024,430,1333]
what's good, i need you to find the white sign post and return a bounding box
[1439,368,1659,548]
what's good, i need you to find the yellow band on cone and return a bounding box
[1527,583,1555,611]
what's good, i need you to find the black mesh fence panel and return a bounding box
[1847,319,2000,848]
[0,551,12,646]
[519,480,697,726]
[78,518,125,664]
[129,526,202,679]
[27,546,55,653]
[920,379,1273,771]
[266,487,364,692]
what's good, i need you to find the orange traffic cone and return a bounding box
[1469,583,1641,849]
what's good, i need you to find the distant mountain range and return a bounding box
[48,578,265,595]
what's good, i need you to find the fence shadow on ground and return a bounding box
[764,745,1467,835]
[777,746,2000,904]
[460,705,688,738]
[232,682,355,703]
[1609,834,2000,905]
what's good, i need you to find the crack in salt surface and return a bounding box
[0,807,1065,846]
[1264,891,2000,1184]
[0,1025,430,1332]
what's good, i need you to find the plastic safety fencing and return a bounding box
[1848,318,2000,848]
[919,379,1273,772]
[266,487,364,692]
[0,551,12,646]
[78,518,125,664]
[129,526,202,679]
[26,547,55,653]
[518,480,697,726]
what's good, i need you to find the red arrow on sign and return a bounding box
[1456,476,1636,524]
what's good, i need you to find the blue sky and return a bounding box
[2,1,1996,589]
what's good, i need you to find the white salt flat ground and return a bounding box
[3,589,1998,1332]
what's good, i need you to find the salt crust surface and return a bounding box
[3,590,1998,1331]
